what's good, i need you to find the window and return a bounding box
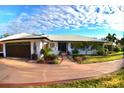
[50,43,55,48]
[43,43,49,49]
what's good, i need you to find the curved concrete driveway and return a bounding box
[0,57,123,85]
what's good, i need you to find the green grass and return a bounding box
[81,52,123,64]
[30,68,124,88]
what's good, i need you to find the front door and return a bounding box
[58,42,67,52]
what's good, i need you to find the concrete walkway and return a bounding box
[0,57,123,85]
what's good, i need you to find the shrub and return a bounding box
[97,50,104,56]
[47,57,60,64]
[38,54,60,64]
[39,48,61,64]
[122,47,124,52]
[105,48,109,53]
[97,48,108,56]
[44,54,57,60]
[108,51,113,54]
[72,48,79,55]
[73,54,86,64]
[41,48,52,57]
[114,46,121,52]
[37,57,44,63]
[53,59,60,64]
[67,51,71,55]
[31,53,38,60]
[104,45,112,51]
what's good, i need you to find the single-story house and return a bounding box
[0,33,107,59]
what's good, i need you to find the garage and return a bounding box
[6,42,31,58]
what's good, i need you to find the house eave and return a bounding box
[50,40,107,43]
[0,37,50,42]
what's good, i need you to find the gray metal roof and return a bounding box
[0,33,31,41]
[46,35,104,42]
[0,33,47,42]
[0,33,105,42]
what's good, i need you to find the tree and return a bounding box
[105,33,117,51]
[119,38,124,54]
[3,33,10,37]
[120,38,124,46]
[105,33,117,43]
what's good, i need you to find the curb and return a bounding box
[0,76,93,87]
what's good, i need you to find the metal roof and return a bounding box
[0,33,106,42]
[0,33,47,42]
[47,35,104,42]
[0,33,31,41]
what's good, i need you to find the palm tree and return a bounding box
[105,33,117,51]
[105,33,117,42]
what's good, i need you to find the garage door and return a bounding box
[6,42,31,58]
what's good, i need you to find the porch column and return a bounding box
[103,43,105,49]
[3,43,6,57]
[30,41,34,59]
[36,41,43,57]
[67,42,72,53]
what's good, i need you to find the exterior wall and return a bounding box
[49,42,59,55]
[49,42,98,55]
[36,41,43,57]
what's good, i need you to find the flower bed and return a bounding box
[37,55,63,64]
[72,54,86,64]
[72,52,123,64]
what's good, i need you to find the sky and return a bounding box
[0,5,124,39]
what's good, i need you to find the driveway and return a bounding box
[0,57,123,86]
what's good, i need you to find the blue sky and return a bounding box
[0,5,41,23]
[0,5,123,39]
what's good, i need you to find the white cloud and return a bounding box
[104,11,124,31]
[5,5,124,34]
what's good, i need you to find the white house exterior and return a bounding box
[0,33,106,59]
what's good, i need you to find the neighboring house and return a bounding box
[0,33,106,59]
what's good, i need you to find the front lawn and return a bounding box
[33,68,124,88]
[77,52,123,64]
